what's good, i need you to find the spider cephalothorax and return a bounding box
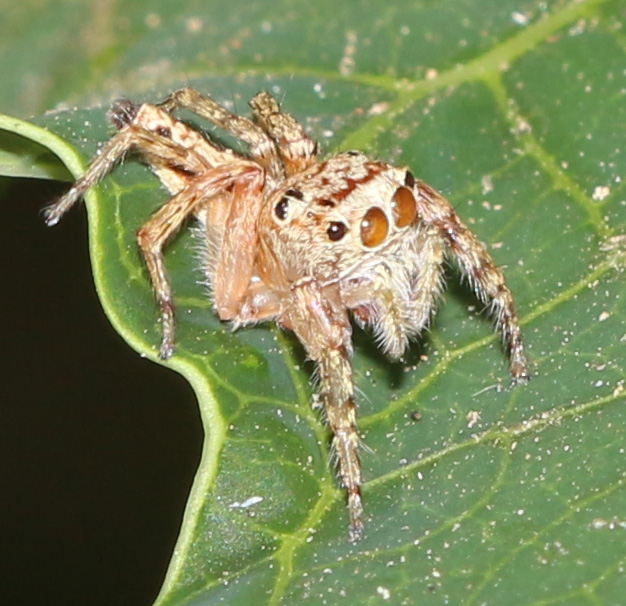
[46,88,529,541]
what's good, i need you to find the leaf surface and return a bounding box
[1,1,626,604]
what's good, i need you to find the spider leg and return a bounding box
[249,92,317,175]
[44,102,237,226]
[136,163,264,358]
[159,87,284,180]
[211,174,267,319]
[44,125,138,226]
[415,181,529,384]
[286,282,363,541]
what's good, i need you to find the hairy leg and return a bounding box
[159,87,284,180]
[249,92,317,175]
[414,181,529,383]
[136,163,264,358]
[44,101,236,225]
[286,282,363,541]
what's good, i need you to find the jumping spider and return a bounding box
[45,88,529,541]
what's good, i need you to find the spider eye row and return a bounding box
[273,171,418,248]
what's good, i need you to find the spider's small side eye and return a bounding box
[360,207,389,248]
[274,197,290,221]
[404,170,415,188]
[156,126,172,138]
[274,189,304,222]
[327,222,348,241]
[391,186,417,228]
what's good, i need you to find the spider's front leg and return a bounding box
[285,281,363,541]
[415,181,530,384]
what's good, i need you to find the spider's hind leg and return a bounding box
[44,99,205,226]
[44,117,138,226]
[158,87,284,179]
[249,92,318,175]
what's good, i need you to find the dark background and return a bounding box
[1,178,203,605]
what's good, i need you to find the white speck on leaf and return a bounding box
[466,410,481,428]
[229,496,263,509]
[186,17,203,33]
[511,11,529,26]
[368,101,390,116]
[481,174,494,194]
[592,185,610,201]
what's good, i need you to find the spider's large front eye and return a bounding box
[360,207,389,248]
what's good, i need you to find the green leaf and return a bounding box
[3,0,626,604]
